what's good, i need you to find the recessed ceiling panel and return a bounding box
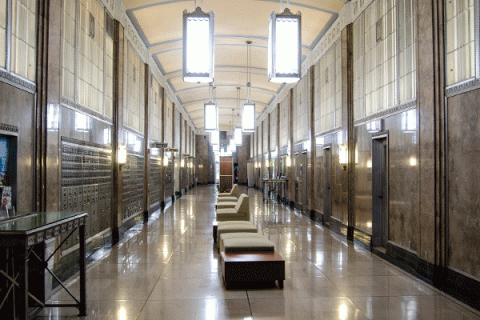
[155,50,182,74]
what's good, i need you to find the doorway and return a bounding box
[323,146,332,224]
[372,134,389,248]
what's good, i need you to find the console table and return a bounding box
[0,211,88,319]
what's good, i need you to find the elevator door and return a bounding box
[323,147,332,224]
[372,136,388,248]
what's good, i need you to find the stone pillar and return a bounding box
[44,0,63,212]
[111,20,125,244]
[343,24,355,240]
[416,0,446,267]
[143,64,150,222]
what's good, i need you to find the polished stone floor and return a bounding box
[37,185,480,319]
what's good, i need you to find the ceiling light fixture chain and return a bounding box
[209,82,213,102]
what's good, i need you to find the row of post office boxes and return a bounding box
[61,184,112,210]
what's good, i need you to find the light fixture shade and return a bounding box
[234,127,242,145]
[229,138,236,152]
[242,102,255,132]
[183,7,214,83]
[268,8,301,83]
[210,130,219,145]
[204,102,218,131]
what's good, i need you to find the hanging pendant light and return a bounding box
[234,87,243,145]
[204,83,218,131]
[242,41,255,132]
[210,129,219,145]
[268,0,301,83]
[183,3,215,83]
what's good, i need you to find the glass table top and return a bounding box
[0,212,87,233]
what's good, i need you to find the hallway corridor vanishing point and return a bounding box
[37,186,480,319]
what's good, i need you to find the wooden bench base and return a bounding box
[220,251,285,289]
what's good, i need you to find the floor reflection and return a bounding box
[36,185,480,320]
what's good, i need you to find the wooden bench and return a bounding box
[220,251,285,289]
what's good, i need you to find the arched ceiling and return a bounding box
[123,0,346,132]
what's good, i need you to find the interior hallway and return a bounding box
[37,185,480,320]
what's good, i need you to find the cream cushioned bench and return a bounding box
[218,232,265,253]
[216,194,250,222]
[215,221,257,242]
[217,184,240,198]
[222,237,275,254]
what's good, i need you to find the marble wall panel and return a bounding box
[354,125,373,233]
[59,106,113,147]
[312,132,346,224]
[354,109,420,251]
[237,135,250,184]
[0,82,35,211]
[447,88,480,278]
[195,134,210,184]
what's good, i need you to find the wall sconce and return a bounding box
[118,145,127,166]
[181,158,185,168]
[409,157,417,166]
[163,155,169,166]
[339,145,348,169]
[286,155,291,167]
[183,6,214,83]
[265,159,269,167]
[268,8,301,83]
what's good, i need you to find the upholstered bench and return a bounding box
[222,237,275,254]
[216,194,250,222]
[215,221,257,242]
[218,232,265,253]
[217,184,240,198]
[217,196,238,203]
[216,200,238,209]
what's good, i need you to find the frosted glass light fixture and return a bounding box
[204,102,218,131]
[210,130,219,145]
[234,127,242,145]
[268,8,301,83]
[229,138,236,152]
[183,7,214,83]
[242,42,255,132]
[242,103,255,132]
